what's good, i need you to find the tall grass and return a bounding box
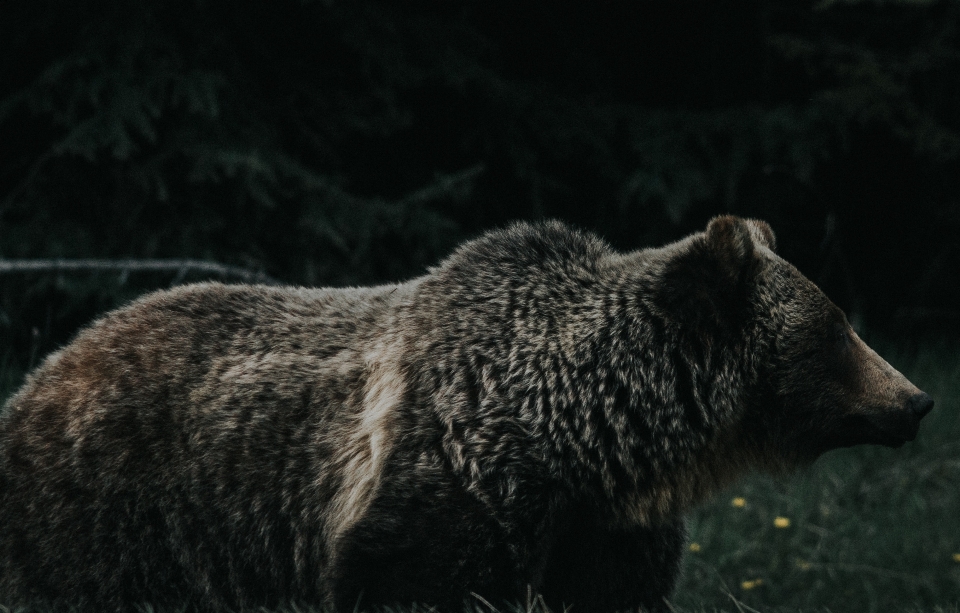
[0,340,958,612]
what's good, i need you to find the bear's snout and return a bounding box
[906,392,934,418]
[845,334,933,447]
[860,391,933,446]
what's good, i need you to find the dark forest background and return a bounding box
[1,0,959,374]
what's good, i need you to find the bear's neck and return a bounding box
[529,269,769,525]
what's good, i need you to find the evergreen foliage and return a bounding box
[1,0,958,369]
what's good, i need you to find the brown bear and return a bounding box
[0,216,932,612]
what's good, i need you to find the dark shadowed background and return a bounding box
[1,0,958,373]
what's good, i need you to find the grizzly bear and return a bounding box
[0,216,932,612]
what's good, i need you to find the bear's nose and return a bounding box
[906,392,934,418]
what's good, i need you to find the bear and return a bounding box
[0,216,933,613]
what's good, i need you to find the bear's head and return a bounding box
[666,215,933,467]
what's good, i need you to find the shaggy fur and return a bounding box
[0,217,932,612]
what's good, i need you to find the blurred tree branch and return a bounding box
[0,259,279,285]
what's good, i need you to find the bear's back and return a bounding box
[1,281,408,424]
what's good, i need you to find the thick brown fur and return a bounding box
[0,217,932,612]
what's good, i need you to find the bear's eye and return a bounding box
[831,322,850,347]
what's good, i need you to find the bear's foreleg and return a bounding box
[328,474,527,612]
[539,511,686,613]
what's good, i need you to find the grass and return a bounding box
[1,339,959,612]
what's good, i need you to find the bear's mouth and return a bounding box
[831,411,921,449]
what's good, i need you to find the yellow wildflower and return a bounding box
[796,560,812,571]
[741,579,763,590]
[688,542,701,552]
[774,516,791,528]
[731,497,746,508]
[953,553,960,563]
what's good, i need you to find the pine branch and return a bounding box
[399,164,485,207]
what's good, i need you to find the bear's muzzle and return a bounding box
[860,391,934,447]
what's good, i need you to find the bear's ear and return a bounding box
[704,215,775,282]
[745,218,776,252]
[657,216,774,329]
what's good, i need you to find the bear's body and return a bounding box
[0,218,932,612]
